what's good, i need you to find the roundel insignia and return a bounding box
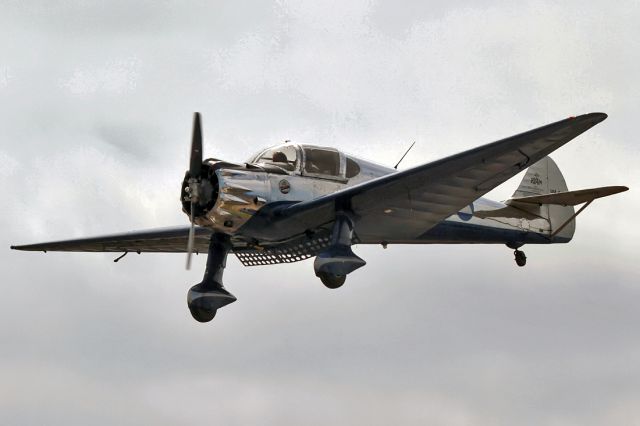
[457,203,474,221]
[279,179,291,194]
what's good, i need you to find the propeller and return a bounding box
[186,112,203,270]
[190,112,202,177]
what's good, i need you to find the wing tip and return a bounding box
[10,243,46,252]
[586,112,608,123]
[570,112,607,123]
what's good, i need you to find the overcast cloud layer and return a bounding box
[1,1,639,425]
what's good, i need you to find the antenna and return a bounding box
[394,141,416,170]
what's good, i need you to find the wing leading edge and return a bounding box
[239,113,608,242]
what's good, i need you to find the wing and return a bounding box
[10,225,334,267]
[11,226,213,253]
[239,113,608,242]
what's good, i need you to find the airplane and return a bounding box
[11,112,628,323]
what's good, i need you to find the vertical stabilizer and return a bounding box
[512,157,576,241]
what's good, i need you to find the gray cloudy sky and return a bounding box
[1,1,639,424]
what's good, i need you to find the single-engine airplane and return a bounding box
[11,112,628,323]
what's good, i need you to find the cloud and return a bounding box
[1,1,638,425]
[60,57,141,96]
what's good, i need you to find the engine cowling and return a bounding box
[181,160,269,233]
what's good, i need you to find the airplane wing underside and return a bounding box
[11,226,211,254]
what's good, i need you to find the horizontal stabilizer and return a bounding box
[508,185,628,206]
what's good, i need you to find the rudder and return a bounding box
[512,157,576,241]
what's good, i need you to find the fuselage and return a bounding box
[185,142,563,247]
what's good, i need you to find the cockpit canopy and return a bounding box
[248,143,361,180]
[252,144,299,172]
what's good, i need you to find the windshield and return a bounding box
[252,145,298,171]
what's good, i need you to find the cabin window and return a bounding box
[346,157,360,178]
[304,148,340,177]
[256,145,298,171]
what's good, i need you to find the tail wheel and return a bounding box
[514,250,527,267]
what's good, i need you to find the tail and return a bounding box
[473,156,628,244]
[511,157,576,242]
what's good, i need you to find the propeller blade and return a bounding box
[190,112,203,177]
[186,201,195,270]
[186,112,203,270]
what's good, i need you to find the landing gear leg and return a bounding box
[187,233,237,322]
[314,212,366,289]
[514,249,527,267]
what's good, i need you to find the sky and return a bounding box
[1,1,639,424]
